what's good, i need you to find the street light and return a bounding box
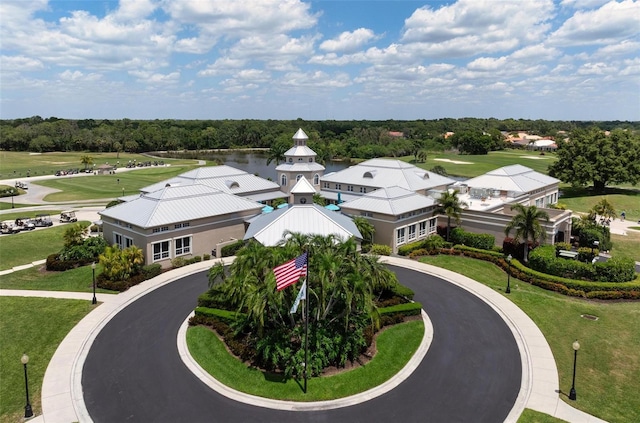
[91,262,97,305]
[569,340,580,400]
[21,353,33,418]
[506,254,512,294]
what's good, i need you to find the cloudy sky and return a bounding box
[1,0,638,121]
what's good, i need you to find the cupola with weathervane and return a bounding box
[275,128,325,194]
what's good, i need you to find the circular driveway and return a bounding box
[82,265,521,422]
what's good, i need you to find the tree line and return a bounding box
[1,116,638,162]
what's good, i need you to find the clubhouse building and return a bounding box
[99,129,572,267]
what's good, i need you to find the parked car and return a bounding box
[15,181,28,190]
[60,210,78,223]
[33,214,54,227]
[14,217,35,231]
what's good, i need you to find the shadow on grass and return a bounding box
[559,186,640,199]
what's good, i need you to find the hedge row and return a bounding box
[412,246,640,300]
[450,227,495,251]
[46,253,94,271]
[194,306,245,324]
[529,245,635,283]
[397,235,448,256]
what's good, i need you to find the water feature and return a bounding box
[169,150,352,181]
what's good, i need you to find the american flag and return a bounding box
[274,253,307,291]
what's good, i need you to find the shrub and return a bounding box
[221,240,245,257]
[397,241,424,256]
[194,306,244,325]
[171,256,187,268]
[554,242,572,252]
[594,258,637,283]
[449,227,495,250]
[203,253,211,261]
[141,263,162,279]
[370,244,392,255]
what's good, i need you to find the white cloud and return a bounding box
[560,0,612,9]
[0,55,44,72]
[280,70,351,88]
[320,28,377,53]
[401,0,554,57]
[549,0,640,46]
[59,69,102,81]
[128,70,180,84]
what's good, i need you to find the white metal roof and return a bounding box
[290,176,316,194]
[464,165,559,194]
[293,128,308,140]
[140,166,280,195]
[320,158,455,191]
[99,184,263,228]
[275,162,325,172]
[282,145,317,157]
[243,204,362,246]
[340,186,436,216]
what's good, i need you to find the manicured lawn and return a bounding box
[401,149,556,178]
[558,186,640,223]
[0,297,95,423]
[418,255,640,423]
[0,263,114,293]
[0,224,72,271]
[0,151,196,180]
[610,231,640,261]
[517,408,566,423]
[35,166,201,202]
[187,319,424,401]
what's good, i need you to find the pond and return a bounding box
[161,150,352,181]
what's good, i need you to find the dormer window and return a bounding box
[308,158,313,162]
[363,170,376,178]
[289,158,293,163]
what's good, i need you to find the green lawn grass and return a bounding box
[558,186,640,223]
[610,231,640,261]
[0,297,94,422]
[0,151,196,180]
[401,148,556,178]
[517,408,566,423]
[418,255,640,423]
[35,166,201,202]
[0,224,72,271]
[0,263,114,293]
[187,319,424,401]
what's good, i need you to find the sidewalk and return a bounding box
[1,257,608,423]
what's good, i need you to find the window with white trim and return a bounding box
[347,185,353,192]
[408,224,416,240]
[175,236,191,256]
[152,241,170,261]
[429,218,437,234]
[114,233,123,249]
[281,174,287,186]
[419,221,427,237]
[296,174,303,181]
[396,227,406,245]
[314,174,319,185]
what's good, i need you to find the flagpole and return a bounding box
[304,247,309,394]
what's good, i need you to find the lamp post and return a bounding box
[11,189,14,209]
[122,187,125,197]
[592,240,599,260]
[506,254,512,294]
[569,340,580,400]
[91,262,97,305]
[21,353,33,418]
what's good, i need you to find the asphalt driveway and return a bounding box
[82,266,521,423]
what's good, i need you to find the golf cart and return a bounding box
[33,214,54,227]
[14,217,35,231]
[1,221,20,235]
[60,210,78,223]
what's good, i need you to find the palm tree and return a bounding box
[504,204,550,262]
[352,216,375,245]
[265,139,289,166]
[591,197,617,225]
[80,154,94,170]
[435,190,468,241]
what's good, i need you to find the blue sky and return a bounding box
[1,0,638,121]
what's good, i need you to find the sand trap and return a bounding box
[521,156,549,160]
[434,158,474,165]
